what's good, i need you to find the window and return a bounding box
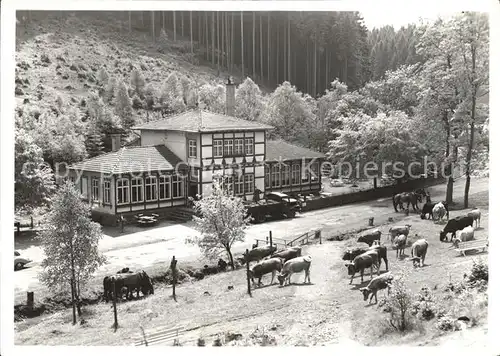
[265,165,270,188]
[159,175,171,200]
[245,138,254,155]
[224,139,234,156]
[172,175,184,198]
[131,178,144,203]
[213,139,223,157]
[92,178,100,202]
[235,138,244,155]
[244,174,254,194]
[116,178,130,204]
[145,176,158,201]
[281,164,290,186]
[310,162,320,182]
[292,164,301,185]
[271,165,280,188]
[188,140,197,158]
[104,180,111,204]
[81,177,88,199]
[223,176,234,195]
[234,174,244,195]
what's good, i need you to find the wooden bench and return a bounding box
[454,239,488,257]
[133,325,184,346]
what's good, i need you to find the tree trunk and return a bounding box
[205,12,209,61]
[276,21,279,84]
[76,279,82,317]
[231,13,235,74]
[373,177,377,189]
[287,14,291,82]
[173,11,176,41]
[260,13,263,81]
[241,11,244,78]
[128,11,132,33]
[443,112,454,203]
[181,11,184,37]
[464,103,476,209]
[151,11,155,42]
[313,39,317,97]
[283,17,286,81]
[267,13,271,83]
[252,11,256,78]
[217,11,220,73]
[140,11,144,28]
[212,12,215,66]
[227,248,235,271]
[70,278,77,324]
[162,11,165,31]
[190,11,193,53]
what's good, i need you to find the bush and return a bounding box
[378,268,415,332]
[411,286,440,321]
[435,313,455,332]
[466,259,488,285]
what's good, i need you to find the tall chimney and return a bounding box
[110,133,122,152]
[225,76,235,117]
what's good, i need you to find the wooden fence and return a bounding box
[254,229,322,250]
[133,325,184,346]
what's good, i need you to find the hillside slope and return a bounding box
[15,12,255,129]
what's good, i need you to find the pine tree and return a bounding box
[114,80,135,129]
[130,69,146,99]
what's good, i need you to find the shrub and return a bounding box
[435,313,455,332]
[411,286,439,321]
[449,286,488,327]
[197,337,205,346]
[466,259,488,285]
[378,268,415,332]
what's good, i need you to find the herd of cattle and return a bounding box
[101,188,484,306]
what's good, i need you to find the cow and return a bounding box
[467,208,481,229]
[432,202,447,222]
[277,255,312,286]
[103,275,124,302]
[248,257,283,286]
[409,238,428,267]
[451,226,475,248]
[217,258,228,271]
[271,246,302,262]
[121,270,154,299]
[369,244,389,271]
[203,264,219,275]
[388,225,411,243]
[345,250,380,285]
[393,234,408,258]
[357,229,382,247]
[440,216,474,242]
[420,202,435,220]
[359,273,394,304]
[244,245,278,263]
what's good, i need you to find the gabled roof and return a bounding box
[266,140,325,162]
[68,145,183,175]
[132,109,274,133]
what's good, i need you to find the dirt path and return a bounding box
[14,177,488,304]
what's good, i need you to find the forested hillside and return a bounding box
[14,11,489,215]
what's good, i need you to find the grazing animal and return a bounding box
[451,226,475,248]
[393,234,408,258]
[432,202,447,222]
[409,239,429,267]
[420,202,435,220]
[103,276,122,302]
[203,264,219,275]
[360,273,394,304]
[277,255,312,286]
[368,244,389,271]
[121,270,154,299]
[217,258,228,271]
[342,247,368,262]
[271,246,302,262]
[440,216,474,242]
[345,250,380,285]
[388,225,411,243]
[248,257,283,286]
[357,229,382,247]
[392,191,423,212]
[244,245,278,263]
[467,208,481,228]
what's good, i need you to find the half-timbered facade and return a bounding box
[69,81,325,225]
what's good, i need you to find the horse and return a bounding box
[392,191,424,212]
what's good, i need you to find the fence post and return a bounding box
[315,230,322,244]
[171,255,178,302]
[27,291,34,309]
[30,216,34,229]
[245,249,252,297]
[269,231,273,247]
[112,277,118,332]
[368,217,374,226]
